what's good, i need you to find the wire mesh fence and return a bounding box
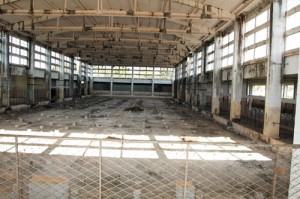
[0,133,299,199]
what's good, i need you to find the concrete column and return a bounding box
[89,65,94,95]
[1,31,10,107]
[69,56,74,98]
[182,61,187,102]
[230,19,243,121]
[58,54,65,101]
[199,45,206,108]
[131,66,134,96]
[176,64,181,100]
[110,66,113,95]
[263,0,286,138]
[27,38,36,104]
[84,64,88,96]
[211,37,222,115]
[152,67,155,96]
[192,53,198,108]
[185,59,190,103]
[173,66,178,98]
[45,46,51,101]
[77,60,82,97]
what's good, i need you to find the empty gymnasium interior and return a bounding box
[0,0,300,198]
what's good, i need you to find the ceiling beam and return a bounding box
[0,8,235,21]
[20,25,210,36]
[36,35,195,45]
[0,0,19,6]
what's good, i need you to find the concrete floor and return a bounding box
[0,96,290,198]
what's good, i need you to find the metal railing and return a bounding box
[219,96,231,119]
[240,98,265,132]
[9,89,49,106]
[205,95,212,111]
[9,89,28,106]
[0,132,298,199]
[280,103,295,140]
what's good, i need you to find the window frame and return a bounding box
[243,7,270,63]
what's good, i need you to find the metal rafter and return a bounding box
[1,8,235,20]
[36,36,194,45]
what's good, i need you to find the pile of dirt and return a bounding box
[124,106,144,112]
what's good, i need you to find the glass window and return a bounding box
[34,44,48,69]
[245,18,255,32]
[282,84,294,99]
[9,36,29,67]
[222,31,234,67]
[64,56,71,74]
[286,12,300,31]
[243,9,270,62]
[51,51,60,72]
[206,43,215,71]
[285,3,300,51]
[287,0,300,10]
[245,49,254,62]
[256,11,268,27]
[251,85,266,96]
[286,32,300,51]
[255,28,268,43]
[254,44,267,59]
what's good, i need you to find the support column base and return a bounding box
[263,106,281,138]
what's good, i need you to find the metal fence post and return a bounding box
[183,143,189,199]
[271,146,279,199]
[15,136,21,199]
[99,140,102,199]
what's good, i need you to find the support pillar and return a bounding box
[69,56,74,98]
[192,53,198,109]
[184,59,189,103]
[263,0,286,138]
[230,19,243,121]
[45,46,51,101]
[177,64,181,100]
[173,66,178,99]
[89,65,94,95]
[131,67,134,96]
[110,66,113,95]
[58,54,65,101]
[182,62,187,102]
[1,31,10,107]
[84,64,88,96]
[27,38,36,104]
[77,60,82,97]
[199,45,206,108]
[211,37,222,115]
[152,67,154,96]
